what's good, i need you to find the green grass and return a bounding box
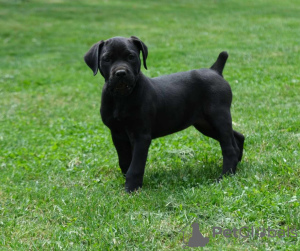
[0,0,299,250]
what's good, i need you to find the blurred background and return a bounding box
[0,0,299,249]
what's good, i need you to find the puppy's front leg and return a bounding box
[125,135,151,193]
[111,131,132,176]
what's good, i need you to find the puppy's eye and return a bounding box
[128,54,135,61]
[102,56,111,62]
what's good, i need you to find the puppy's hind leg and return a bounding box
[233,130,245,162]
[210,110,239,176]
[195,109,240,177]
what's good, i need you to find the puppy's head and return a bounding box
[84,36,148,97]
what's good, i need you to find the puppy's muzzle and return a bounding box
[109,68,135,96]
[115,69,127,77]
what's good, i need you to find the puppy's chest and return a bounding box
[112,106,128,121]
[101,102,136,127]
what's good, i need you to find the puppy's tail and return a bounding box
[210,51,228,77]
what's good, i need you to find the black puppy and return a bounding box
[84,36,244,192]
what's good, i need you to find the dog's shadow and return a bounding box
[144,159,222,190]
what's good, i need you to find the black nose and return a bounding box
[115,70,126,77]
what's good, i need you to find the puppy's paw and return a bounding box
[218,169,236,182]
[125,174,143,193]
[125,183,142,193]
[217,175,223,183]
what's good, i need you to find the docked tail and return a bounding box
[210,51,228,77]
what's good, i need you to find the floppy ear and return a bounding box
[84,40,104,76]
[131,36,148,70]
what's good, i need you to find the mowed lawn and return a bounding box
[0,0,299,250]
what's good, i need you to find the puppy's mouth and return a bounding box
[115,82,131,91]
[111,82,134,96]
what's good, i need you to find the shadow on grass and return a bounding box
[144,160,222,190]
[110,159,249,195]
[143,159,250,192]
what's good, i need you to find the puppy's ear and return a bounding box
[84,40,104,76]
[131,36,148,70]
